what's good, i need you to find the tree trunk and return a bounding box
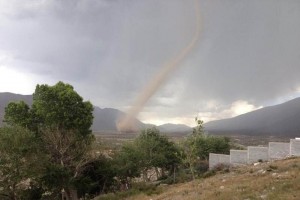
[11,183,17,200]
[173,167,176,183]
[155,167,160,180]
[190,165,195,180]
[142,170,148,182]
[62,188,78,200]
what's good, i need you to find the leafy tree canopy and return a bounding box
[4,101,31,128]
[115,127,181,183]
[3,82,95,199]
[4,81,94,136]
[181,119,231,179]
[0,126,44,199]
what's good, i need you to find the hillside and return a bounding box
[205,97,300,136]
[97,157,300,200]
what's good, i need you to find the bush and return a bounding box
[267,164,278,171]
[212,163,231,172]
[202,170,216,178]
[96,182,161,200]
[161,168,193,184]
[181,120,231,180]
[195,160,209,174]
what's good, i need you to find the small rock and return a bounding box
[258,169,266,174]
[260,194,267,199]
[254,162,260,166]
[272,187,275,190]
[272,173,277,176]
[222,179,226,182]
[220,186,225,189]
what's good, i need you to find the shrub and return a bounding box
[212,163,231,172]
[202,170,216,178]
[161,168,193,184]
[195,160,209,174]
[96,182,161,200]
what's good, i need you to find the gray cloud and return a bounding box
[180,0,300,104]
[1,0,300,125]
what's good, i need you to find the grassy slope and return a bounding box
[124,157,300,200]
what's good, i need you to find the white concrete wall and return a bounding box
[290,139,300,156]
[248,146,269,163]
[208,137,300,169]
[269,142,290,160]
[230,150,248,165]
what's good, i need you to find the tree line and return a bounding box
[0,82,231,200]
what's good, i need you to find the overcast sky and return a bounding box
[1,0,300,126]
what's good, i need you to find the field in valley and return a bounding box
[94,131,293,149]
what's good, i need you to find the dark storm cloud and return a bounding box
[0,0,116,78]
[1,0,300,124]
[0,0,194,105]
[178,0,300,107]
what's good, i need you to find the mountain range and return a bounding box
[204,97,300,136]
[0,92,191,133]
[3,92,300,136]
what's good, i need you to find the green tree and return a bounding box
[4,81,95,199]
[31,82,93,135]
[4,82,93,136]
[181,119,230,179]
[115,128,181,184]
[181,119,205,180]
[0,126,44,199]
[136,128,181,182]
[196,135,230,160]
[113,142,143,189]
[142,129,181,177]
[73,155,116,198]
[4,101,31,128]
[40,129,95,199]
[192,118,204,136]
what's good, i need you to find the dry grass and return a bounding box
[125,157,300,200]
